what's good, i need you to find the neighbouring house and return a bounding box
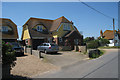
[21,16,83,50]
[100,29,120,46]
[0,18,18,42]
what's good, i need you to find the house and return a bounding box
[100,30,120,46]
[21,16,83,50]
[0,18,18,42]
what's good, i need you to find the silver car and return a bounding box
[37,43,59,53]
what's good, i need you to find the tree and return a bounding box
[98,38,110,46]
[87,40,100,49]
[83,37,95,45]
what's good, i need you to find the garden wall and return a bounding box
[59,46,71,51]
[32,50,40,58]
[74,46,87,53]
[24,46,32,55]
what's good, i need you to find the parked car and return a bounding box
[37,43,59,54]
[10,42,24,56]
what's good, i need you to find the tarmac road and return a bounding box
[34,49,119,78]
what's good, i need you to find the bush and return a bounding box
[2,41,16,66]
[98,38,110,46]
[87,40,100,49]
[89,49,103,58]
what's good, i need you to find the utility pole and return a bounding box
[113,18,115,46]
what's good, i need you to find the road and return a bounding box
[34,49,119,78]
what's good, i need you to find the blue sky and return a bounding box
[2,2,118,40]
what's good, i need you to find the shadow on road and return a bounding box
[16,54,28,57]
[46,52,62,55]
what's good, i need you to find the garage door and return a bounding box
[32,39,44,50]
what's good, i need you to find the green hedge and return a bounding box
[2,41,16,65]
[87,40,100,49]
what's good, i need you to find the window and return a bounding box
[67,24,70,30]
[115,34,117,37]
[74,39,79,45]
[25,39,28,45]
[2,26,8,32]
[63,23,70,31]
[59,37,62,42]
[37,25,42,31]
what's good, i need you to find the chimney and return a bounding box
[71,21,73,24]
[100,30,103,38]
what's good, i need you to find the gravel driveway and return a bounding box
[11,51,88,78]
[11,53,59,78]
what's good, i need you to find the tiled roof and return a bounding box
[103,30,120,40]
[22,16,73,38]
[64,30,82,38]
[0,18,18,39]
[50,16,71,31]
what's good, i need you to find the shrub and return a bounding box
[98,38,110,46]
[2,41,16,66]
[89,49,104,58]
[87,40,100,49]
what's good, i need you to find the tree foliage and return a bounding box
[83,37,95,45]
[2,41,16,66]
[87,40,100,49]
[84,37,110,49]
[98,38,110,46]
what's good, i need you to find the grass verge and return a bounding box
[99,46,120,49]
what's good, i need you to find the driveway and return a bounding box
[11,51,88,78]
[42,51,88,67]
[11,53,59,78]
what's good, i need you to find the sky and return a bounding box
[2,2,119,40]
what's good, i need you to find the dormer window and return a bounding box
[2,26,8,32]
[37,25,42,31]
[63,23,70,31]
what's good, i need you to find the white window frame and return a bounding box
[37,25,42,31]
[2,26,8,32]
